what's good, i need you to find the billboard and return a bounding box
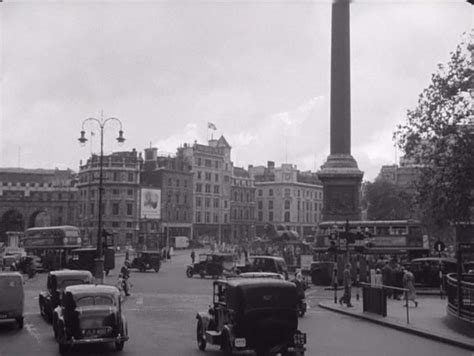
[140,188,161,219]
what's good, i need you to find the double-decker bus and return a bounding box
[315,220,429,260]
[22,226,82,271]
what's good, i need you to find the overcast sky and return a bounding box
[0,0,471,181]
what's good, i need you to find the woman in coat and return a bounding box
[403,269,418,307]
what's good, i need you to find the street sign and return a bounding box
[434,240,446,253]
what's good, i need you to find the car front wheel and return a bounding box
[196,319,206,351]
[115,340,125,351]
[186,267,193,278]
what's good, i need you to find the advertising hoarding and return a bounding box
[141,188,161,219]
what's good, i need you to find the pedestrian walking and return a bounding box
[382,261,393,298]
[339,263,353,307]
[190,250,195,264]
[403,268,418,307]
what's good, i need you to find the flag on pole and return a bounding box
[208,122,217,130]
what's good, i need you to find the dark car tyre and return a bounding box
[186,267,194,278]
[196,319,207,351]
[39,299,45,317]
[16,317,23,329]
[221,331,232,356]
[115,340,125,351]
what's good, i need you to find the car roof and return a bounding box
[238,272,284,279]
[250,256,285,262]
[221,278,293,289]
[411,257,457,263]
[0,272,23,279]
[65,284,119,295]
[50,269,93,277]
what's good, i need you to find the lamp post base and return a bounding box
[94,258,105,284]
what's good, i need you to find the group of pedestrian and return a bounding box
[381,260,418,307]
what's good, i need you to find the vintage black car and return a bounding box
[236,256,289,280]
[53,284,128,354]
[39,270,93,322]
[196,278,306,356]
[186,253,235,278]
[130,251,161,272]
[68,248,115,276]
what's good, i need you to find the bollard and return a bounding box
[356,254,360,301]
[405,290,410,324]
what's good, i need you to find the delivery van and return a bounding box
[0,272,24,328]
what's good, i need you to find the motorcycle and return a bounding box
[117,275,132,296]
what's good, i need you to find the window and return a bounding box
[197,171,202,180]
[258,189,262,197]
[205,212,210,223]
[205,172,211,181]
[168,178,172,186]
[284,200,290,209]
[215,161,219,169]
[214,185,220,194]
[184,180,188,188]
[196,197,202,207]
[224,200,228,208]
[113,189,119,195]
[127,203,133,215]
[126,222,133,228]
[175,192,180,204]
[284,188,291,196]
[258,211,263,221]
[113,172,119,181]
[258,201,263,209]
[128,173,134,182]
[268,200,273,210]
[214,198,219,208]
[112,203,120,215]
[197,158,202,166]
[214,214,218,223]
[205,198,210,207]
[224,175,230,182]
[215,173,219,182]
[167,192,172,203]
[196,183,202,193]
[112,221,120,228]
[196,212,201,223]
[205,184,211,193]
[269,212,273,221]
[269,189,273,196]
[175,210,179,220]
[205,159,212,167]
[224,214,228,223]
[127,189,133,196]
[183,194,188,204]
[176,179,180,187]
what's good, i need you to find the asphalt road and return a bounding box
[0,250,470,356]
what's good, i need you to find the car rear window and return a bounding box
[75,295,115,307]
[242,286,296,310]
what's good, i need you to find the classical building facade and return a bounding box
[178,137,233,243]
[230,167,256,243]
[250,162,323,238]
[77,150,142,248]
[141,147,193,249]
[0,168,78,243]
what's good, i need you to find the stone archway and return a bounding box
[28,210,51,228]
[0,209,25,243]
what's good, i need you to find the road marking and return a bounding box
[25,321,42,344]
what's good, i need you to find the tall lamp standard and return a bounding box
[78,116,125,282]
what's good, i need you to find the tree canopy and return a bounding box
[393,31,474,228]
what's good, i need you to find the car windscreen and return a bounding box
[75,295,115,307]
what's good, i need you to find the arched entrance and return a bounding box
[0,209,25,243]
[28,210,51,228]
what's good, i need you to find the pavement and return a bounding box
[318,293,474,351]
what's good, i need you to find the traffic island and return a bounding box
[318,298,474,351]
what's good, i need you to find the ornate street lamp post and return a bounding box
[78,116,125,282]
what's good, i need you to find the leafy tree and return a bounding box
[363,180,415,220]
[394,31,474,228]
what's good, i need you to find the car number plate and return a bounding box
[294,333,306,345]
[83,328,108,336]
[0,314,7,319]
[234,338,246,348]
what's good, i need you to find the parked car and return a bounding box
[130,251,161,272]
[0,272,24,328]
[408,257,457,287]
[236,256,289,280]
[196,278,306,356]
[53,284,129,354]
[68,247,115,276]
[39,270,93,322]
[186,253,235,278]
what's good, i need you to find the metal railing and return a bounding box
[446,273,474,324]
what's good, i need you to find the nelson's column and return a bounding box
[318,0,363,221]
